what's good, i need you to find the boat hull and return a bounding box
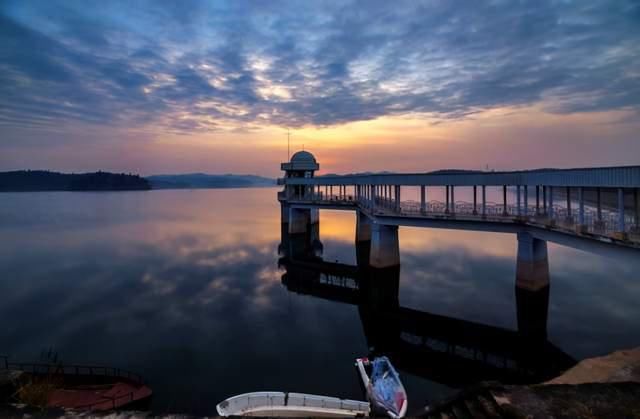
[355,357,407,419]
[217,391,370,418]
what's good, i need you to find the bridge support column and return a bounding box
[516,232,550,292]
[394,185,401,212]
[356,211,372,266]
[445,185,450,213]
[634,188,640,233]
[517,185,521,217]
[524,185,529,217]
[288,207,318,234]
[370,223,400,268]
[473,185,477,215]
[615,188,627,240]
[482,185,487,218]
[450,185,455,214]
[547,186,555,226]
[577,187,587,233]
[420,185,426,214]
[536,185,540,216]
[565,186,573,225]
[502,185,508,216]
[595,188,605,232]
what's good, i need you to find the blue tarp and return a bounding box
[370,357,401,413]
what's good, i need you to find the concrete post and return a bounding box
[517,185,521,216]
[615,188,627,240]
[536,185,540,215]
[595,187,605,233]
[543,186,547,215]
[482,185,487,217]
[524,185,529,217]
[356,211,372,243]
[502,185,508,216]
[473,185,477,215]
[372,184,377,210]
[450,185,455,214]
[566,186,572,218]
[394,185,401,212]
[516,232,550,292]
[420,185,426,214]
[548,186,554,221]
[634,188,639,232]
[445,185,450,213]
[577,187,586,233]
[370,223,400,268]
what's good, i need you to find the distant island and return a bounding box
[147,174,275,189]
[0,170,151,191]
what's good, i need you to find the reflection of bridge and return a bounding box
[278,152,640,293]
[278,243,576,388]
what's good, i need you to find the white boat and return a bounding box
[355,356,407,419]
[216,391,370,417]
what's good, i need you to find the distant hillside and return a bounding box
[319,169,483,177]
[0,170,151,191]
[147,174,275,189]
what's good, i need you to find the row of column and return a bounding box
[291,183,639,236]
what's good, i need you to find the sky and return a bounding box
[0,0,639,176]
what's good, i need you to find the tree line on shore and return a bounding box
[0,170,151,191]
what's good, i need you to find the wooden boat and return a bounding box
[216,391,370,417]
[355,356,407,418]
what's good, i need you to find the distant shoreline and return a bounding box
[0,171,277,192]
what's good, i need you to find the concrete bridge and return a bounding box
[278,151,640,291]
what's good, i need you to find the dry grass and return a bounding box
[14,375,62,408]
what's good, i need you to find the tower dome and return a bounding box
[281,150,320,172]
[290,150,317,165]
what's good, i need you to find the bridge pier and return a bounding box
[515,232,550,291]
[288,207,319,234]
[370,223,400,268]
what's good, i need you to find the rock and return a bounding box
[545,347,640,385]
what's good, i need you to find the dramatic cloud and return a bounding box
[1,0,639,133]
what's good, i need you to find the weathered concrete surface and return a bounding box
[369,223,400,268]
[545,347,640,385]
[423,347,640,418]
[355,211,372,243]
[515,232,550,291]
[494,382,640,419]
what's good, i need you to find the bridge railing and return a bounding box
[285,194,639,240]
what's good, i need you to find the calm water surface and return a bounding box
[1,188,639,415]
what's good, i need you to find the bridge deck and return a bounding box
[285,195,640,254]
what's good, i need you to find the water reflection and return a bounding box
[0,189,639,415]
[279,230,576,388]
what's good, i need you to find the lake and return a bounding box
[1,188,639,415]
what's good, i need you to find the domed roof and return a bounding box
[290,150,316,164]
